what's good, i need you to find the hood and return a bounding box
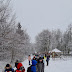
[17,63,23,69]
[32,60,37,66]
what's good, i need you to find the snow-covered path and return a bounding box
[45,58,72,72]
[22,58,72,72]
[0,57,72,72]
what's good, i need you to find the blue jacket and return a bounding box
[31,60,37,72]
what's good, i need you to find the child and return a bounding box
[4,64,14,72]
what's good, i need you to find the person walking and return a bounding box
[28,55,31,65]
[4,64,14,72]
[15,60,19,68]
[37,57,44,72]
[31,59,37,72]
[15,63,25,72]
[46,55,50,66]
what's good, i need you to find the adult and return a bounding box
[37,57,44,72]
[28,55,31,65]
[46,55,50,66]
[15,60,19,68]
[31,59,37,72]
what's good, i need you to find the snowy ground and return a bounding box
[45,58,72,72]
[22,57,72,72]
[0,61,9,72]
[0,57,72,72]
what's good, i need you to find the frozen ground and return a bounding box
[22,57,72,72]
[45,58,72,72]
[0,57,72,72]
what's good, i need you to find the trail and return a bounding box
[21,58,72,72]
[0,57,72,72]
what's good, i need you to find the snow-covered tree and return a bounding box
[9,23,30,62]
[51,29,62,50]
[62,24,72,54]
[35,29,51,52]
[0,0,31,63]
[0,0,16,61]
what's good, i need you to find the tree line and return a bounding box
[0,0,72,64]
[0,0,34,63]
[35,24,72,55]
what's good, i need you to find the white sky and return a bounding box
[12,0,72,43]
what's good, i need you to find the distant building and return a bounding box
[51,48,62,58]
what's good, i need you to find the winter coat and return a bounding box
[44,56,46,60]
[46,56,49,61]
[4,64,14,72]
[15,63,25,72]
[5,68,14,72]
[15,60,19,68]
[31,60,37,72]
[37,57,44,72]
[28,56,31,61]
[15,62,19,68]
[37,62,44,72]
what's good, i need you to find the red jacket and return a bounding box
[16,63,25,72]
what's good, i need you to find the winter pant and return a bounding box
[29,60,30,65]
[47,61,49,66]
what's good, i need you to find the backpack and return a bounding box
[16,66,25,72]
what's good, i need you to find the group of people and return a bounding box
[27,53,50,72]
[3,53,50,72]
[4,60,25,72]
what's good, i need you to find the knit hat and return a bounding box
[6,64,10,67]
[39,57,42,60]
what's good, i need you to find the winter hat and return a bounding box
[16,60,19,63]
[39,57,42,60]
[29,55,30,56]
[17,63,23,69]
[33,57,36,60]
[6,64,10,67]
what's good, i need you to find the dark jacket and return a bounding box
[37,57,44,72]
[37,62,44,72]
[15,62,19,68]
[46,56,50,61]
[5,68,14,72]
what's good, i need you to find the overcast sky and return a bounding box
[12,0,72,43]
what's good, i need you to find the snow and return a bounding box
[45,58,72,72]
[22,57,72,72]
[0,57,72,72]
[0,61,9,72]
[52,48,61,52]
